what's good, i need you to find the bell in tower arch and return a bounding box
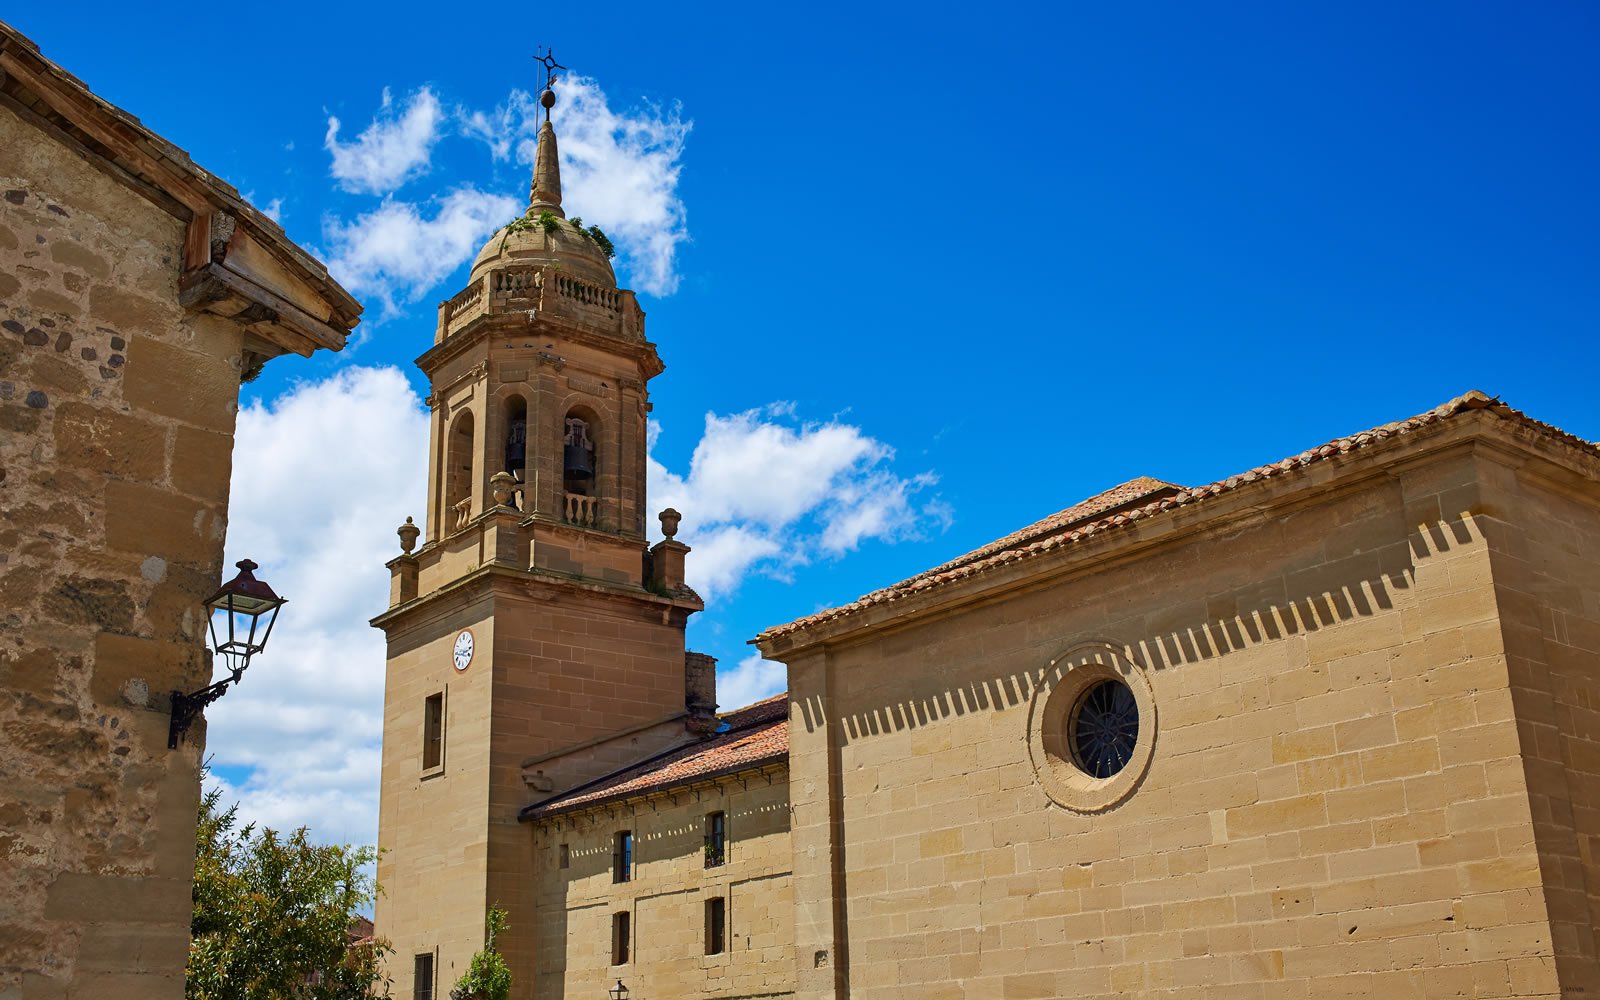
[563,417,594,481]
[505,418,526,477]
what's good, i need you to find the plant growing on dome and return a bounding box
[565,217,617,259]
[587,226,616,258]
[497,212,538,251]
[536,211,561,235]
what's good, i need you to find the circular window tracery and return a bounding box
[1069,679,1139,778]
[1026,640,1157,813]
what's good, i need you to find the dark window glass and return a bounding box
[704,811,726,868]
[1069,679,1139,778]
[613,830,633,883]
[705,897,726,955]
[422,693,444,771]
[413,953,434,1000]
[611,911,630,965]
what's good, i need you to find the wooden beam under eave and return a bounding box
[185,212,212,271]
[0,50,212,216]
[182,263,345,354]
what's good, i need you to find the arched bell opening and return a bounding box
[561,406,601,528]
[445,410,476,530]
[503,395,528,484]
[562,408,598,496]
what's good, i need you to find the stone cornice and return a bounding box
[752,406,1600,658]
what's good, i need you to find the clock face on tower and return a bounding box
[452,630,474,672]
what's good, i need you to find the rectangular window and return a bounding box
[413,953,434,1000]
[611,911,631,965]
[704,811,726,868]
[704,897,726,955]
[558,843,570,869]
[422,692,444,771]
[612,830,633,883]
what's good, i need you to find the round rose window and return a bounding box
[1068,679,1139,778]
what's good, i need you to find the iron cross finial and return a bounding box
[533,47,567,122]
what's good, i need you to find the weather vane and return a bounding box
[533,46,567,122]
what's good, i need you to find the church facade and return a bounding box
[374,85,1600,999]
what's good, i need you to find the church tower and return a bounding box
[371,67,708,998]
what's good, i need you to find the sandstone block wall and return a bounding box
[376,597,498,1000]
[0,100,244,998]
[1478,460,1600,993]
[784,445,1568,998]
[530,775,795,999]
[487,583,696,991]
[376,574,699,997]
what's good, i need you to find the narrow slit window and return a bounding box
[704,811,726,868]
[704,897,726,955]
[612,830,633,883]
[558,843,570,869]
[413,953,434,1000]
[422,693,444,771]
[611,911,631,965]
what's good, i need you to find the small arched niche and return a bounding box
[445,409,475,529]
[503,395,528,482]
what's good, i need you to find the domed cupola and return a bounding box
[468,89,617,288]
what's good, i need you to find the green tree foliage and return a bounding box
[450,906,512,1000]
[188,784,392,1000]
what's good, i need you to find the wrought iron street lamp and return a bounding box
[608,980,629,1000]
[168,559,286,748]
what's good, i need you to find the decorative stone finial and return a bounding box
[529,47,567,217]
[397,516,420,554]
[490,471,517,508]
[659,508,682,540]
[529,120,564,217]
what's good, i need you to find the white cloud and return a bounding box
[648,405,948,602]
[322,187,520,316]
[716,654,787,711]
[205,366,429,847]
[201,376,941,845]
[326,87,445,195]
[316,75,690,321]
[464,77,692,296]
[261,197,284,223]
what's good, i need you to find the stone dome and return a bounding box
[469,117,618,288]
[469,214,617,287]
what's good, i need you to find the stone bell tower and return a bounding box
[370,68,708,998]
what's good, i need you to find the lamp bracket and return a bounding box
[168,668,244,749]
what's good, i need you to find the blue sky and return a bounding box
[16,3,1598,845]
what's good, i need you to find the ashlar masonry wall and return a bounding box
[529,773,795,999]
[0,100,245,998]
[782,440,1565,998]
[1477,451,1600,994]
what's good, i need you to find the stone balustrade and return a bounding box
[438,265,643,342]
[564,492,598,527]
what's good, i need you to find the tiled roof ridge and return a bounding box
[757,390,1599,642]
[519,694,791,821]
[893,475,1183,589]
[719,692,787,725]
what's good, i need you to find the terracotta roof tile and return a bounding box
[893,476,1182,590]
[756,391,1600,642]
[520,695,789,821]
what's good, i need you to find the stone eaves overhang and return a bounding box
[0,19,362,360]
[753,391,1600,657]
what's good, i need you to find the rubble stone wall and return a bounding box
[0,100,244,999]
